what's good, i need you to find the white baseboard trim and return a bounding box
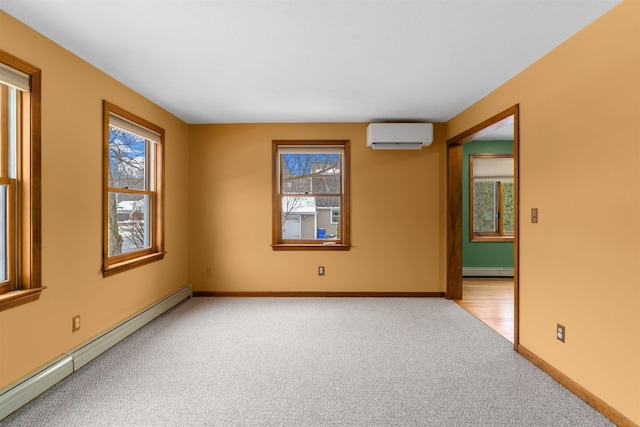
[463,267,514,277]
[0,284,192,421]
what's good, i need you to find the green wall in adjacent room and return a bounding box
[462,139,514,268]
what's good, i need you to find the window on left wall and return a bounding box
[0,51,43,312]
[103,101,165,276]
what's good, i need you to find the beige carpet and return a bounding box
[1,297,612,426]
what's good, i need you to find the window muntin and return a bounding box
[103,102,164,275]
[273,141,349,250]
[470,154,514,242]
[0,51,43,311]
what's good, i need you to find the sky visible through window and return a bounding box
[108,126,149,256]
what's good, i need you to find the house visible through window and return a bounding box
[0,51,43,311]
[470,154,514,242]
[103,102,164,276]
[331,207,340,224]
[272,140,349,250]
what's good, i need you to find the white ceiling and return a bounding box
[0,0,620,124]
[474,123,514,141]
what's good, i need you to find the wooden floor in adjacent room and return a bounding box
[456,278,514,342]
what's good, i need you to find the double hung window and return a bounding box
[470,154,514,241]
[272,140,349,250]
[0,51,42,311]
[103,102,164,275]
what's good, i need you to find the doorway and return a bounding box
[446,105,519,347]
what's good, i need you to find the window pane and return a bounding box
[0,185,7,282]
[108,192,150,256]
[108,126,147,190]
[281,196,340,240]
[473,181,496,233]
[281,153,341,195]
[502,182,515,233]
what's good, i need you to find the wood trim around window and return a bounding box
[272,140,350,251]
[0,50,45,312]
[102,101,165,276]
[469,154,514,242]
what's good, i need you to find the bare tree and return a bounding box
[124,209,147,250]
[108,127,147,256]
[280,153,341,234]
[107,193,123,256]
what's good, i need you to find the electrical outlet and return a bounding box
[557,323,565,343]
[72,315,81,333]
[318,266,325,276]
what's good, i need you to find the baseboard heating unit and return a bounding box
[0,284,192,421]
[462,267,514,277]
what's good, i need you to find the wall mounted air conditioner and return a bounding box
[366,123,433,150]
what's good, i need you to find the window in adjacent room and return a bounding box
[103,101,164,276]
[272,140,349,250]
[0,51,43,311]
[470,154,514,242]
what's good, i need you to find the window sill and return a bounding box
[471,235,514,243]
[0,287,46,312]
[103,252,165,277]
[272,244,350,251]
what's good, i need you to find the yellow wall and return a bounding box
[188,123,446,293]
[2,1,638,424]
[0,12,191,388]
[447,1,639,423]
